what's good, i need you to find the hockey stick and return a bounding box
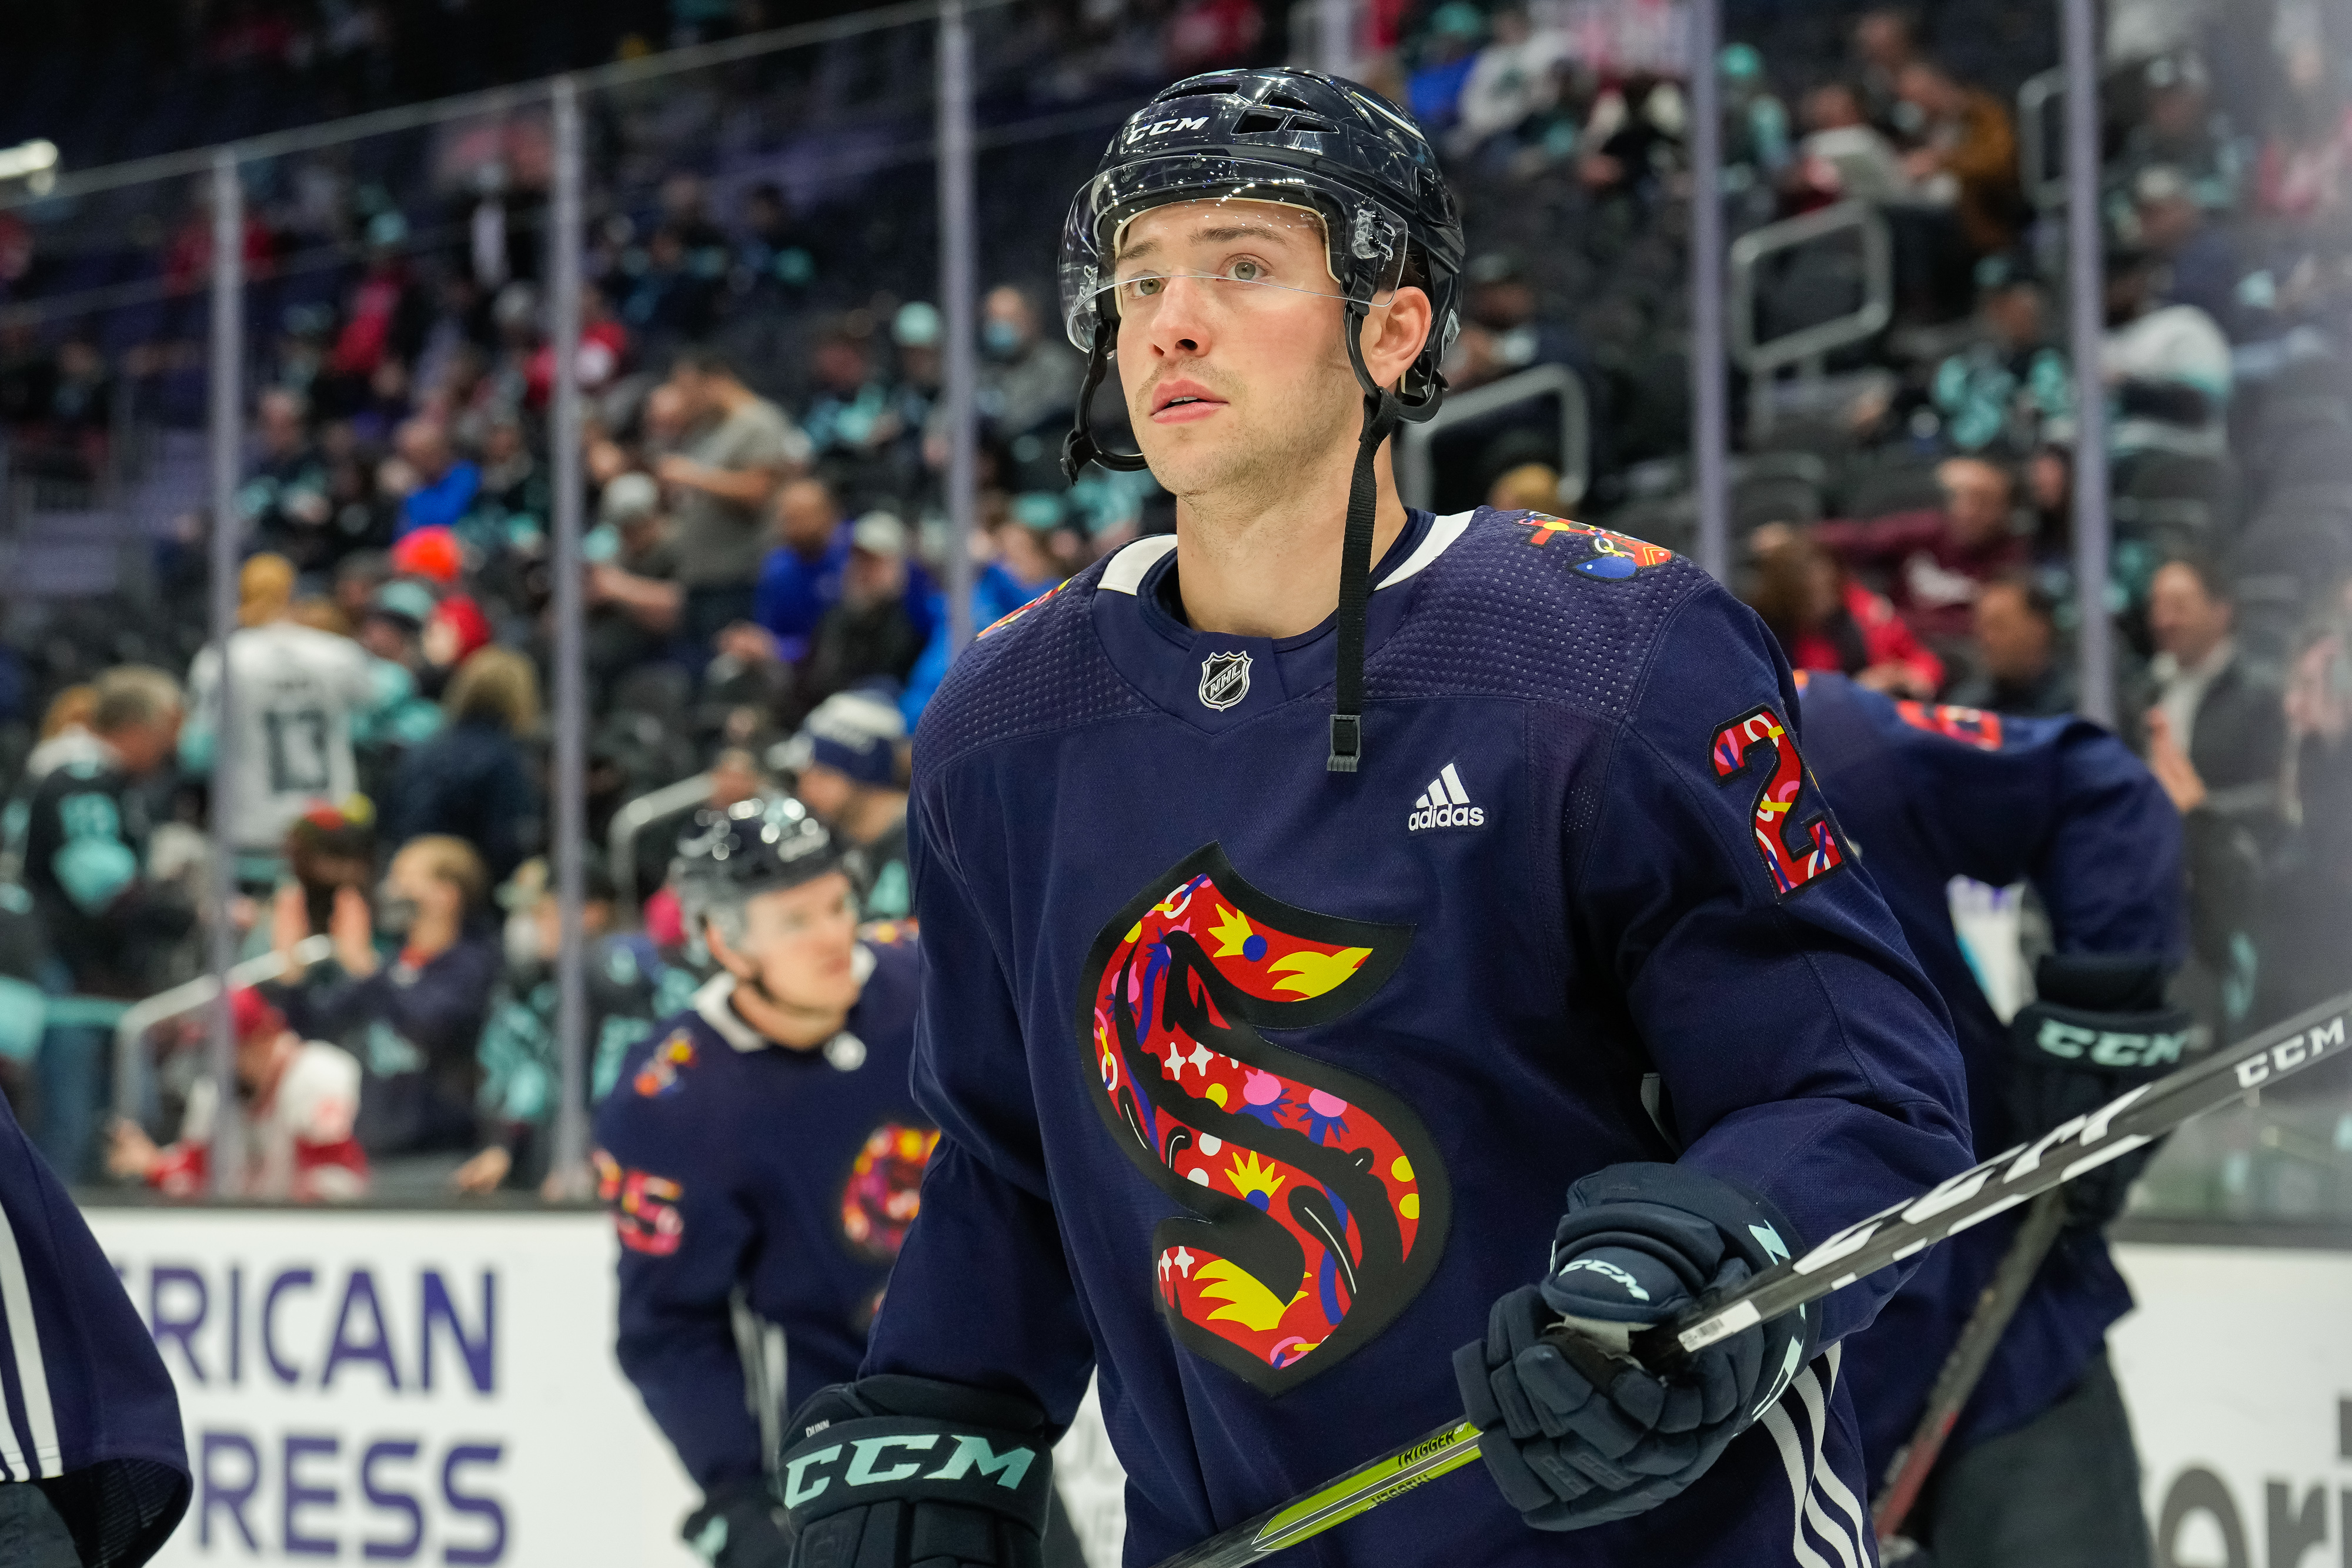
[1149,987,2352,1568]
[1869,1188,2066,1553]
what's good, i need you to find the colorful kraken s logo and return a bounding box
[1074,844,1450,1394]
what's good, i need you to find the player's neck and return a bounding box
[728,979,848,1054]
[1172,444,1409,640]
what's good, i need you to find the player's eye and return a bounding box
[1125,275,1164,299]
[1228,258,1265,283]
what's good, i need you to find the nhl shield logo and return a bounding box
[1198,650,1252,711]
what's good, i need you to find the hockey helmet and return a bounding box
[670,795,848,942]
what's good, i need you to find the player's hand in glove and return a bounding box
[1454,1164,1814,1531]
[2007,953,2191,1229]
[776,1375,1055,1567]
[685,1478,794,1568]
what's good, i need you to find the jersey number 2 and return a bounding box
[1712,705,1845,897]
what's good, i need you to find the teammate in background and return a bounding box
[783,71,1972,1568]
[0,1086,191,1567]
[21,666,194,1183]
[782,689,912,920]
[181,554,378,887]
[594,800,951,1568]
[1796,671,2186,1566]
[107,987,368,1201]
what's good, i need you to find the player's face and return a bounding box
[734,871,862,1015]
[1110,199,1365,499]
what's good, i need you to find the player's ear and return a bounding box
[1359,285,1433,396]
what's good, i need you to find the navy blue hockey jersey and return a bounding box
[868,509,1975,1566]
[593,930,935,1492]
[0,1091,189,1566]
[1794,672,2186,1477]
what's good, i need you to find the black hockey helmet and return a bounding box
[670,795,848,940]
[1058,69,1466,773]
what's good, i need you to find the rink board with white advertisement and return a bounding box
[76,1204,2346,1566]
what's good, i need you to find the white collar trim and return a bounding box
[691,942,876,1054]
[1375,510,1474,590]
[1097,510,1472,601]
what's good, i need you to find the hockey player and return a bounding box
[594,798,943,1568]
[0,1076,190,1566]
[1795,671,2186,1566]
[776,70,1973,1568]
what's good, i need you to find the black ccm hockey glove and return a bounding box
[776,1375,1055,1568]
[1454,1164,1814,1532]
[685,1477,795,1568]
[2008,953,2192,1230]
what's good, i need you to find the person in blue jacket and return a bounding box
[1796,671,2188,1568]
[594,798,944,1568]
[0,1086,189,1567]
[773,70,1973,1568]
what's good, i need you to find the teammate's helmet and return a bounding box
[1058,68,1466,479]
[670,796,848,947]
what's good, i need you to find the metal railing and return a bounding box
[1396,363,1591,514]
[2017,68,2069,212]
[111,935,333,1126]
[1727,199,1892,441]
[609,773,716,915]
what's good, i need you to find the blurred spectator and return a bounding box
[2132,166,2248,341]
[2261,619,2352,1018]
[753,476,851,665]
[244,390,339,573]
[275,802,379,954]
[107,988,367,1201]
[1408,2,1489,132]
[584,473,684,705]
[977,285,1081,442]
[1746,526,1944,698]
[804,513,930,704]
[272,833,499,1158]
[789,690,912,921]
[1488,463,1562,513]
[1947,573,2076,716]
[324,213,427,399]
[1792,81,1917,206]
[390,526,466,589]
[22,666,193,1181]
[1449,6,1572,159]
[2117,53,2241,212]
[2104,247,2231,457]
[182,554,378,882]
[1812,456,2029,647]
[2144,557,2284,817]
[477,408,552,520]
[524,283,627,409]
[1850,7,1922,132]
[382,647,541,884]
[659,347,810,650]
[391,417,482,537]
[1893,61,2024,254]
[734,181,821,299]
[1926,263,2070,455]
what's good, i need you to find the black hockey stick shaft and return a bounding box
[1869,1188,2066,1544]
[1150,987,2352,1568]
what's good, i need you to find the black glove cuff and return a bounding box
[778,1411,1052,1538]
[2011,997,2193,1081]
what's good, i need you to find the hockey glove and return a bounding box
[2007,954,2191,1229]
[776,1375,1055,1568]
[685,1478,794,1568]
[1454,1163,1813,1532]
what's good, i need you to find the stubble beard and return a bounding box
[1144,375,1359,563]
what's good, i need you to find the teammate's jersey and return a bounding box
[185,621,377,852]
[1793,671,2186,1477]
[868,509,1974,1566]
[0,1088,189,1566]
[21,755,191,997]
[151,1039,368,1201]
[593,931,937,1492]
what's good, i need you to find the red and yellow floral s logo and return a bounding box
[840,1121,940,1262]
[1075,844,1448,1393]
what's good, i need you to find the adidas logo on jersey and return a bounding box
[1407,763,1484,831]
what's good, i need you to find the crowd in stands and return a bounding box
[0,0,2346,1202]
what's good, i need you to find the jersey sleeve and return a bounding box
[858,791,1095,1426]
[1866,696,2187,962]
[1572,587,1974,1345]
[592,1057,764,1492]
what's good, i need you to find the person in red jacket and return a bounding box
[108,988,368,1201]
[1806,456,2028,650]
[1746,526,1945,696]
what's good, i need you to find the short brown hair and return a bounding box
[396,834,488,911]
[444,647,540,733]
[91,666,183,734]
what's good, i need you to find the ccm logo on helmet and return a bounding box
[1131,116,1209,140]
[2030,1019,2189,1071]
[781,1432,1038,1508]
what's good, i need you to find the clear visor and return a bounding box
[1059,158,1409,350]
